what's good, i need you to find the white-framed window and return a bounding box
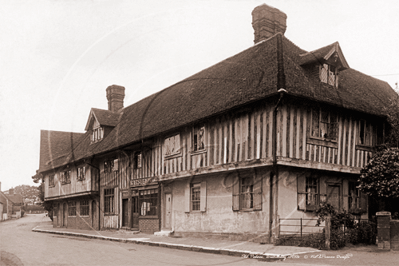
[164,134,181,157]
[92,127,104,143]
[193,126,205,152]
[191,183,201,211]
[77,166,85,181]
[320,64,338,87]
[311,108,337,140]
[232,174,262,211]
[298,176,319,212]
[185,181,207,212]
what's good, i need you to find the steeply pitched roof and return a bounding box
[39,33,397,172]
[84,108,121,131]
[299,42,349,70]
[39,130,85,172]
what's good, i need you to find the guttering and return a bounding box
[270,33,287,241]
[269,88,287,241]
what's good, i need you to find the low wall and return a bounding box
[376,211,399,251]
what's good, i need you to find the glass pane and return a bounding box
[312,109,320,137]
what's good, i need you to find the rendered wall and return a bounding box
[169,168,271,240]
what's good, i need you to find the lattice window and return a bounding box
[104,188,114,214]
[80,200,90,216]
[311,108,337,140]
[359,120,373,146]
[60,171,71,185]
[92,127,104,143]
[191,183,201,211]
[139,189,158,216]
[77,166,85,181]
[68,201,76,216]
[320,64,337,87]
[49,175,55,187]
[193,126,205,152]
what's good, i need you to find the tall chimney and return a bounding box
[252,4,287,44]
[106,85,125,112]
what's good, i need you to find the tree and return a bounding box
[38,182,53,221]
[358,148,399,198]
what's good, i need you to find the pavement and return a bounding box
[32,222,320,262]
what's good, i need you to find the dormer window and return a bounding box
[320,64,338,87]
[92,127,104,143]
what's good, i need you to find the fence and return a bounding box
[278,217,371,240]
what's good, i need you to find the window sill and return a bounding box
[307,137,338,148]
[104,213,115,216]
[139,215,158,219]
[61,182,71,186]
[355,144,374,152]
[164,153,182,160]
[190,149,207,156]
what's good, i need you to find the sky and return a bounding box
[0,0,398,191]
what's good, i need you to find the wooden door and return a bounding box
[122,199,129,227]
[327,185,340,210]
[132,196,139,229]
[165,194,172,229]
[63,203,67,227]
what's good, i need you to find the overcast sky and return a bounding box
[0,0,398,191]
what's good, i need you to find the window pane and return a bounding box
[312,109,320,137]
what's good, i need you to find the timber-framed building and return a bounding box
[37,4,397,242]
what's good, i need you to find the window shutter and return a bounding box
[342,180,349,211]
[297,174,306,211]
[184,181,190,213]
[253,175,262,211]
[232,176,240,211]
[200,181,207,212]
[360,191,368,212]
[114,187,119,215]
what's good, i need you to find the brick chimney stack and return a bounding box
[106,85,125,112]
[252,4,287,44]
[9,188,14,195]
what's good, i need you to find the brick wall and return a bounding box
[139,218,159,234]
[391,221,399,250]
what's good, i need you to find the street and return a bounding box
[0,214,265,266]
[2,214,399,266]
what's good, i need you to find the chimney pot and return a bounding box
[106,85,125,112]
[252,4,287,44]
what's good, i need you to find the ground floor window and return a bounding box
[104,188,114,214]
[139,189,158,216]
[298,175,319,211]
[68,201,76,216]
[232,173,262,211]
[80,200,90,216]
[191,183,201,211]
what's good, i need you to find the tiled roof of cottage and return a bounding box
[84,108,121,131]
[39,130,85,172]
[38,33,397,172]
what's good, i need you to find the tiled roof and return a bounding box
[38,33,397,172]
[39,130,85,172]
[7,194,23,204]
[84,108,121,131]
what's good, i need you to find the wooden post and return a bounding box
[325,216,331,250]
